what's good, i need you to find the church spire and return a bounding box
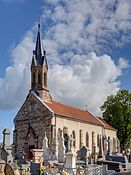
[30,22,52,102]
[33,23,48,67]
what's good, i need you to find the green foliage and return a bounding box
[101,89,131,149]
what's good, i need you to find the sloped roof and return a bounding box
[96,116,116,131]
[44,100,102,126]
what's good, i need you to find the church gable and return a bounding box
[14,91,52,122]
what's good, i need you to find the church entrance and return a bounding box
[29,145,35,160]
[23,124,38,161]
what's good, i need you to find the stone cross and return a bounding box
[58,131,66,163]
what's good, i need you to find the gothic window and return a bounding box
[72,130,76,147]
[92,131,95,152]
[92,132,95,145]
[38,72,41,87]
[86,132,89,147]
[63,127,69,152]
[44,72,47,87]
[79,130,83,149]
[64,133,69,153]
[97,134,99,147]
[113,137,116,153]
[32,73,35,87]
[57,128,61,142]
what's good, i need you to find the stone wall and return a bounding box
[55,116,117,156]
[13,92,53,159]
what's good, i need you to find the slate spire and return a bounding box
[34,23,47,66]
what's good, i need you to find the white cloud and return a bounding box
[49,52,127,114]
[0,31,34,109]
[43,0,131,53]
[0,0,130,115]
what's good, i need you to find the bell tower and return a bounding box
[31,23,52,102]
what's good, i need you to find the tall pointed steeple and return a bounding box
[32,23,48,67]
[31,23,52,102]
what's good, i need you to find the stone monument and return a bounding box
[65,135,76,170]
[42,132,49,161]
[58,131,66,163]
[2,129,13,163]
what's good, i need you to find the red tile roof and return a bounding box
[45,100,103,126]
[96,116,116,131]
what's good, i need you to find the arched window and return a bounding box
[44,72,47,87]
[72,130,76,147]
[32,73,35,87]
[57,128,61,142]
[63,127,69,152]
[86,132,89,147]
[38,72,41,87]
[92,131,95,153]
[113,137,116,153]
[79,130,83,149]
[97,134,99,147]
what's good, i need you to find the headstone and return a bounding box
[0,160,6,175]
[65,151,76,169]
[2,129,13,164]
[50,142,58,160]
[77,146,90,165]
[30,162,40,175]
[2,129,11,151]
[65,136,76,171]
[4,164,15,175]
[31,149,44,163]
[58,131,66,163]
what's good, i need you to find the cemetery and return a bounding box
[0,128,131,175]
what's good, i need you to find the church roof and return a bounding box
[44,100,103,126]
[96,116,116,131]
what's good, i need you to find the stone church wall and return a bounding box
[13,93,53,158]
[55,116,104,154]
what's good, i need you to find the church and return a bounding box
[13,24,117,161]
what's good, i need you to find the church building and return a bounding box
[13,24,117,161]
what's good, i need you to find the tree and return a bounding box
[101,89,131,150]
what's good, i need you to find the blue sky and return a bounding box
[0,0,131,141]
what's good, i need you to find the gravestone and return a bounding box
[2,129,13,163]
[2,129,11,151]
[65,136,76,170]
[58,131,66,163]
[30,162,40,175]
[31,149,44,163]
[4,164,14,175]
[98,135,102,158]
[0,160,6,175]
[77,146,90,165]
